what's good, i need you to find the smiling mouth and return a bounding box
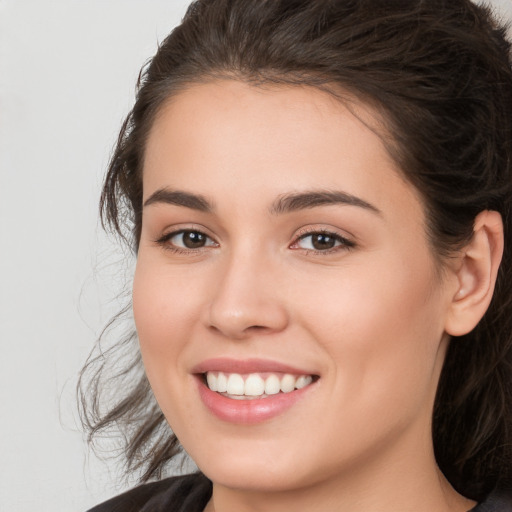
[202,371,317,400]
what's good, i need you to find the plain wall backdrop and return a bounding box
[1,1,511,511]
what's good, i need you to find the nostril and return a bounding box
[208,323,275,339]
[247,325,268,331]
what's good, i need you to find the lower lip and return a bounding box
[196,377,315,424]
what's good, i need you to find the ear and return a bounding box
[444,210,504,337]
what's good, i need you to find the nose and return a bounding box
[203,251,289,340]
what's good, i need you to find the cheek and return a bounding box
[296,254,445,417]
[132,256,209,429]
[132,257,202,368]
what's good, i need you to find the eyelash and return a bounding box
[155,229,218,254]
[291,228,356,255]
[154,228,355,255]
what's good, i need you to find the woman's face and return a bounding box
[133,80,457,492]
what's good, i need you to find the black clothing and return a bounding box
[87,474,211,512]
[470,490,512,512]
[88,473,512,512]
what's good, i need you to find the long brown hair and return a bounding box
[79,0,512,501]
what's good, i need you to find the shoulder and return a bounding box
[87,473,212,512]
[472,489,512,512]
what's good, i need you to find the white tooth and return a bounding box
[245,374,265,396]
[280,374,296,393]
[206,372,218,392]
[295,375,313,389]
[226,373,245,395]
[217,372,228,393]
[265,374,281,395]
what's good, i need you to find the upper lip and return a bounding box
[191,357,317,376]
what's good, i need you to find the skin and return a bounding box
[132,80,493,511]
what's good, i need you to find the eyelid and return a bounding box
[154,225,219,253]
[290,226,356,253]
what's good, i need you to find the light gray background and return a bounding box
[1,1,511,511]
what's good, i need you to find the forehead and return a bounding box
[143,80,424,224]
[148,80,390,151]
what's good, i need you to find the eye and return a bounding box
[156,229,218,251]
[291,230,355,252]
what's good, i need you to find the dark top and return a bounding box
[88,473,211,512]
[88,473,512,512]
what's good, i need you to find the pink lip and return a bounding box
[196,378,315,424]
[192,358,318,425]
[191,357,314,375]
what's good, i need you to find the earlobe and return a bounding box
[445,210,504,337]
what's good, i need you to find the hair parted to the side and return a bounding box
[78,0,512,501]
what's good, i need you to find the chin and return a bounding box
[185,432,337,493]
[198,457,309,492]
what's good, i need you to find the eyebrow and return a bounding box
[143,189,214,212]
[270,190,381,216]
[143,187,381,216]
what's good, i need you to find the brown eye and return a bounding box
[180,231,208,248]
[162,230,217,250]
[294,231,355,252]
[310,233,337,250]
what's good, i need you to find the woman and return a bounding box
[81,0,512,510]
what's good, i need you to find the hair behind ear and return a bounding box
[434,210,512,500]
